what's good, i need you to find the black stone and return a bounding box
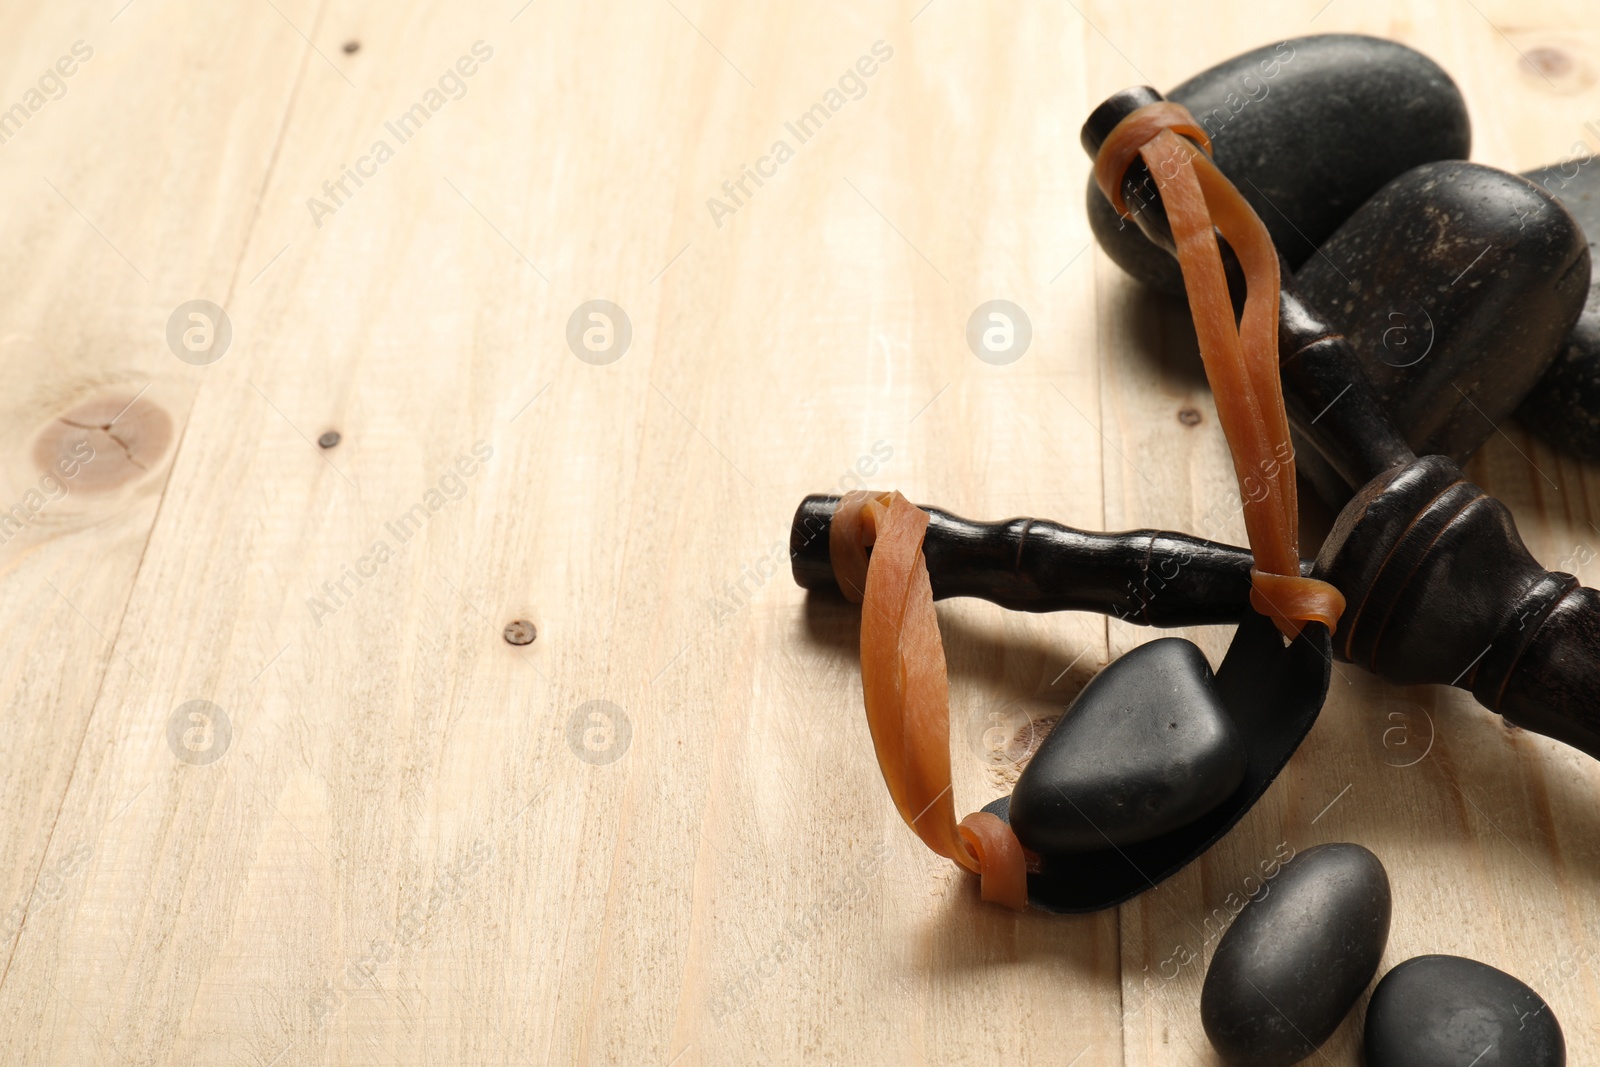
[1364,955,1565,1067]
[1088,34,1470,296]
[1201,842,1391,1067]
[1519,160,1600,461]
[981,614,1332,914]
[1008,638,1246,854]
[1296,160,1589,463]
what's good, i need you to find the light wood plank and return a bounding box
[4,1,1600,1064]
[1,2,1122,1063]
[0,0,331,1039]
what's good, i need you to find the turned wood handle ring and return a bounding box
[1316,455,1600,757]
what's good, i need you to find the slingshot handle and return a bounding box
[1083,90,1600,759]
[792,484,1600,761]
[790,494,1309,627]
[1316,455,1600,759]
[1082,88,1416,494]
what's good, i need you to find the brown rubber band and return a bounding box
[1094,103,1345,639]
[833,490,1028,910]
[1092,101,1213,219]
[829,489,881,604]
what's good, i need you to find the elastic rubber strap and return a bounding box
[1094,104,1344,638]
[833,490,1028,910]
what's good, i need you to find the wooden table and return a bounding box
[3,1,1597,1063]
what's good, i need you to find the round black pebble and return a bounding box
[1201,842,1391,1066]
[1364,955,1565,1067]
[1297,160,1587,464]
[1009,638,1246,853]
[1087,33,1471,296]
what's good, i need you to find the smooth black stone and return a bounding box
[1364,955,1565,1067]
[1519,160,1600,460]
[1201,843,1391,1067]
[1008,638,1246,854]
[1297,160,1589,463]
[981,615,1332,914]
[1088,34,1470,296]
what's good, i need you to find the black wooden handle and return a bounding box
[1081,87,1416,495]
[1316,455,1600,760]
[793,484,1600,763]
[790,494,1311,627]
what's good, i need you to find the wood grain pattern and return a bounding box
[0,1,1595,1063]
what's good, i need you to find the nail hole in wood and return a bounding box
[503,620,537,646]
[1523,46,1570,79]
[318,431,341,449]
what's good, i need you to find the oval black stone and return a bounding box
[1088,34,1470,296]
[1518,159,1600,461]
[1364,955,1565,1067]
[1296,160,1589,463]
[1201,842,1391,1067]
[1008,637,1246,854]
